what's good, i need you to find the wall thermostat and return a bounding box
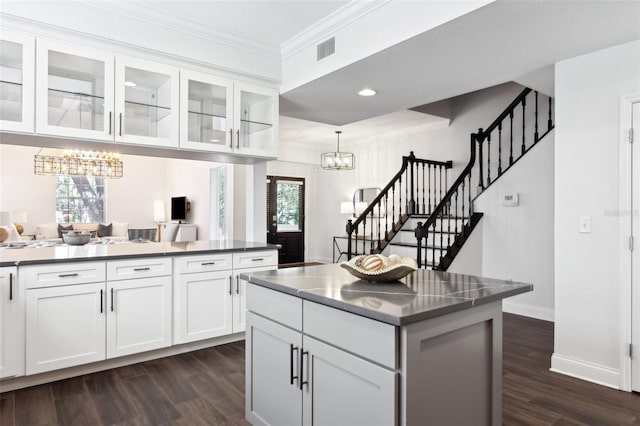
[501,192,519,206]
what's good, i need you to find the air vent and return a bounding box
[317,37,335,61]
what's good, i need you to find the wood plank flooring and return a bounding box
[1,313,638,425]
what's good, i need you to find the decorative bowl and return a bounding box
[340,255,418,282]
[63,233,91,246]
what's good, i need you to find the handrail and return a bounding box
[481,88,532,139]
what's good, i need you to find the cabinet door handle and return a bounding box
[229,129,233,148]
[251,258,264,262]
[119,112,123,136]
[9,272,13,301]
[229,276,233,296]
[108,111,112,135]
[201,262,216,266]
[299,350,309,390]
[110,288,114,312]
[58,273,79,278]
[290,344,299,385]
[236,129,240,149]
[133,267,150,272]
[235,276,240,294]
[100,289,103,313]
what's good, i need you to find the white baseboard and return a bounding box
[502,300,554,322]
[550,353,621,390]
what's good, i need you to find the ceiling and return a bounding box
[280,0,640,126]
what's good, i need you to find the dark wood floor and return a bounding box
[1,313,639,425]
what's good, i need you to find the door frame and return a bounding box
[619,93,640,392]
[267,175,306,265]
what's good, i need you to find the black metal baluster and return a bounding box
[391,185,396,231]
[461,180,465,229]
[439,165,443,205]
[487,132,491,185]
[421,163,426,214]
[521,97,526,155]
[377,202,381,250]
[428,164,432,214]
[444,167,449,215]
[548,97,553,131]
[354,225,359,256]
[498,123,503,176]
[385,192,389,240]
[534,91,539,143]
[454,189,459,235]
[468,172,472,220]
[398,175,403,225]
[509,110,514,166]
[370,212,374,254]
[405,167,410,214]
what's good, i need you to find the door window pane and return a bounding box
[276,181,302,232]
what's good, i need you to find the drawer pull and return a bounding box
[299,350,309,390]
[236,276,240,294]
[133,267,151,272]
[110,288,114,312]
[251,258,264,262]
[58,273,79,278]
[9,272,13,301]
[290,344,299,385]
[201,262,216,266]
[228,276,233,296]
[100,289,103,314]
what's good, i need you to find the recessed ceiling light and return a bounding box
[358,88,376,97]
[124,81,137,87]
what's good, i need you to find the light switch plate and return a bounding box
[579,216,591,233]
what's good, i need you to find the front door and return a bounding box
[267,176,305,265]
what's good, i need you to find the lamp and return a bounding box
[321,131,355,170]
[11,211,27,234]
[340,201,354,216]
[355,202,367,215]
[154,200,165,242]
[34,149,123,178]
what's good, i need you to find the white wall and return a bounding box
[286,83,526,263]
[0,144,217,238]
[449,130,555,321]
[553,40,640,389]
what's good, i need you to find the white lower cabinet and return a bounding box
[106,275,172,358]
[26,281,106,374]
[0,267,23,379]
[246,284,398,426]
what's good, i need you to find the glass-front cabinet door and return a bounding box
[36,40,114,140]
[179,69,233,152]
[233,82,278,158]
[115,57,179,148]
[0,31,34,133]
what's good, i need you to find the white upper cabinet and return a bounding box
[36,40,114,140]
[0,31,35,133]
[115,56,179,148]
[180,71,278,157]
[234,82,278,158]
[180,69,234,152]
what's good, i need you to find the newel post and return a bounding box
[415,221,425,268]
[408,151,416,215]
[476,128,485,192]
[346,219,353,260]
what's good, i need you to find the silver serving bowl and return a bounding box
[62,233,91,246]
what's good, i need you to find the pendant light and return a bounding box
[321,131,355,170]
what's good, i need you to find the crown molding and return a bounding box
[280,0,390,59]
[73,0,281,60]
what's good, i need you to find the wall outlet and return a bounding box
[579,216,591,233]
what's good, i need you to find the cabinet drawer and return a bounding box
[304,301,398,369]
[23,262,106,289]
[233,250,277,269]
[174,253,232,274]
[246,283,302,331]
[107,257,171,281]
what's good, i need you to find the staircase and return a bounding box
[346,87,554,270]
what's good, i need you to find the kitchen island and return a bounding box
[0,240,278,391]
[242,263,532,426]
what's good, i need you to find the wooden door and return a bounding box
[267,176,305,265]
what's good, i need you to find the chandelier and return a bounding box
[321,131,355,170]
[34,149,124,178]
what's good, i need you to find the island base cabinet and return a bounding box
[107,276,172,358]
[301,335,398,426]
[246,312,302,426]
[26,282,106,375]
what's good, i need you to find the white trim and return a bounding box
[502,300,554,322]
[550,354,621,390]
[618,93,640,392]
[281,1,389,59]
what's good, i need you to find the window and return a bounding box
[56,175,105,223]
[210,165,229,239]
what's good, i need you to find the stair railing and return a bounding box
[416,87,554,269]
[345,152,452,259]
